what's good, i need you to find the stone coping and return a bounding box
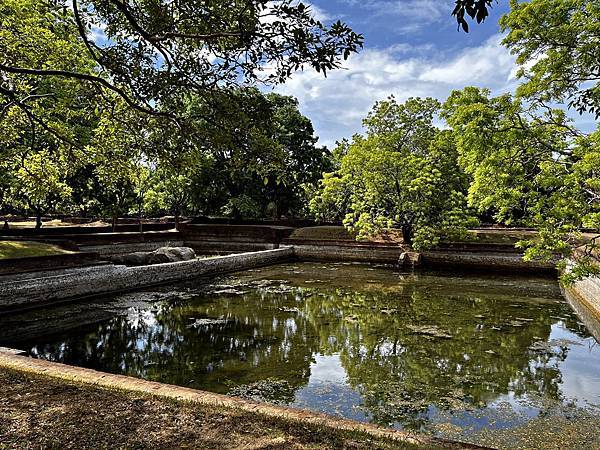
[0,350,485,449]
[0,247,294,312]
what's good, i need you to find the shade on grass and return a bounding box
[0,241,73,259]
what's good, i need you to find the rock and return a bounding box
[406,324,453,339]
[111,247,196,266]
[399,252,423,267]
[148,247,196,264]
[111,252,152,266]
[187,318,230,329]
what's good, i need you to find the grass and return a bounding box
[0,368,424,450]
[289,226,358,241]
[6,219,109,229]
[0,241,73,260]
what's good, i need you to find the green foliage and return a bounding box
[145,164,194,223]
[501,0,600,117]
[443,87,600,282]
[0,0,354,223]
[1,0,362,124]
[0,0,100,221]
[15,149,72,214]
[312,97,475,249]
[168,89,332,219]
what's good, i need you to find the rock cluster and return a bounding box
[111,247,196,266]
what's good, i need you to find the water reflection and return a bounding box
[3,262,599,434]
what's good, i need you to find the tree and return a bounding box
[145,163,194,229]
[257,93,333,218]
[311,97,475,249]
[500,0,600,118]
[88,100,146,230]
[13,150,73,228]
[1,1,358,224]
[1,0,363,129]
[0,0,105,225]
[442,87,599,281]
[161,89,332,219]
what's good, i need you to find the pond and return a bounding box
[2,262,600,444]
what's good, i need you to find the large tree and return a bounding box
[311,97,474,249]
[2,1,356,222]
[178,89,331,219]
[501,0,600,118]
[443,87,599,281]
[1,0,363,128]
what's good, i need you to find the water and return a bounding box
[2,262,600,442]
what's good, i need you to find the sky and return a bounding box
[270,0,594,148]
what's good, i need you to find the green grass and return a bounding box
[0,241,73,259]
[289,226,358,241]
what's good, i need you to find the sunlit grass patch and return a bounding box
[0,241,73,259]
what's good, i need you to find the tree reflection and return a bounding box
[24,267,587,429]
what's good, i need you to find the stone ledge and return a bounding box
[0,252,103,275]
[564,274,600,343]
[0,247,294,312]
[0,350,485,449]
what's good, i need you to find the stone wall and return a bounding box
[0,247,294,312]
[80,240,185,257]
[293,244,401,263]
[422,251,555,273]
[0,252,103,276]
[294,244,555,273]
[564,274,600,342]
[1,223,175,237]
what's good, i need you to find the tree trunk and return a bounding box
[35,212,42,230]
[401,223,413,248]
[138,202,143,234]
[112,214,117,232]
[174,205,180,231]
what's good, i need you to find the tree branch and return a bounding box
[0,63,177,122]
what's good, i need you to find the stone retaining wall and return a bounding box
[0,247,294,312]
[0,252,104,275]
[80,240,185,257]
[293,244,401,263]
[294,244,555,273]
[185,241,279,254]
[564,274,600,342]
[423,251,555,273]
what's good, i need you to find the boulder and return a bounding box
[399,251,422,267]
[111,252,151,266]
[147,247,196,265]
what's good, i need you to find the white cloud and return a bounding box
[273,35,518,147]
[340,0,455,33]
[343,0,451,20]
[308,4,332,22]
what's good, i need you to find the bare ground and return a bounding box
[0,369,423,450]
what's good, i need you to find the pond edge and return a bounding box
[0,349,487,450]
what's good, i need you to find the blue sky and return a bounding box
[271,0,594,148]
